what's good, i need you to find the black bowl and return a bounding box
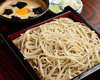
[0,0,49,24]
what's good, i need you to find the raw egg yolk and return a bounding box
[16,8,30,15]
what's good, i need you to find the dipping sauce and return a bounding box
[0,0,47,19]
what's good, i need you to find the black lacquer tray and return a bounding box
[0,6,100,80]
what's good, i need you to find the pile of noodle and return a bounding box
[13,18,100,80]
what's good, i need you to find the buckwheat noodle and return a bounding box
[13,18,100,80]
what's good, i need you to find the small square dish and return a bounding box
[0,6,100,80]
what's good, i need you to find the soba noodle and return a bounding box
[13,18,100,80]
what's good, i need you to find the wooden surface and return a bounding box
[81,0,100,32]
[0,0,100,80]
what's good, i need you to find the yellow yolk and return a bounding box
[16,8,30,15]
